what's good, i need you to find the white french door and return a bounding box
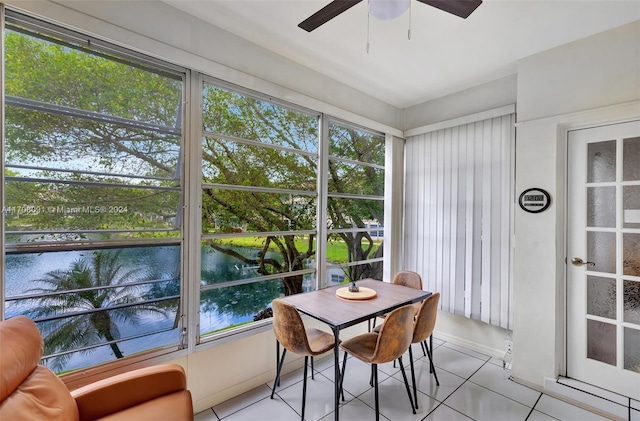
[567,120,640,399]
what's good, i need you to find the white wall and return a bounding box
[513,20,640,388]
[400,74,517,130]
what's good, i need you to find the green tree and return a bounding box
[5,24,384,326]
[3,28,182,236]
[27,250,167,371]
[201,86,384,295]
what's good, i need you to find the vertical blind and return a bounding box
[403,113,515,329]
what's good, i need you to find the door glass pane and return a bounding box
[624,280,640,324]
[623,234,640,276]
[587,187,616,227]
[587,231,616,274]
[623,137,640,181]
[624,327,640,373]
[588,140,616,182]
[624,186,640,229]
[587,276,616,319]
[587,319,616,366]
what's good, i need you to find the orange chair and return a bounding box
[339,305,416,420]
[373,292,441,405]
[0,315,193,421]
[370,270,423,330]
[271,299,337,421]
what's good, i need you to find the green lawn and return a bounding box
[213,236,381,264]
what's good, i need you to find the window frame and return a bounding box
[2,9,190,374]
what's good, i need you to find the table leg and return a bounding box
[333,326,340,421]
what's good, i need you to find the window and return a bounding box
[1,10,391,371]
[327,120,385,284]
[199,81,319,338]
[2,12,186,372]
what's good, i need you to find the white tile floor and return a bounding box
[195,337,634,421]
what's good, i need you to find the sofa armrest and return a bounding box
[71,363,190,421]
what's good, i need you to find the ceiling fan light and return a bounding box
[369,0,410,20]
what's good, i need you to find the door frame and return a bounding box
[564,120,640,398]
[558,105,640,381]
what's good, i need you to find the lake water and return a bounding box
[3,245,303,372]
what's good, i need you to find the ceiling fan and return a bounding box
[298,0,482,32]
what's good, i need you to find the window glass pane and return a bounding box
[327,230,383,264]
[4,246,181,373]
[202,84,318,153]
[623,233,640,277]
[201,236,315,287]
[587,276,616,319]
[202,190,316,233]
[4,15,185,373]
[5,107,180,179]
[5,181,180,236]
[587,140,616,183]
[624,280,640,324]
[587,319,616,366]
[329,124,384,166]
[200,279,282,337]
[587,187,616,228]
[4,28,182,126]
[587,231,616,274]
[328,198,384,230]
[624,327,640,373]
[202,137,316,189]
[327,261,384,285]
[328,159,384,196]
[623,137,640,181]
[623,186,640,229]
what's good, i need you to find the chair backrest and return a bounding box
[413,292,440,344]
[271,299,312,356]
[0,316,79,421]
[392,271,422,290]
[370,305,415,365]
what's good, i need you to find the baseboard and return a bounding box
[507,376,628,421]
[433,329,505,360]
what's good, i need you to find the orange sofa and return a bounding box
[0,315,193,421]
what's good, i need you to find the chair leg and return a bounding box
[425,344,440,386]
[397,356,416,414]
[276,341,281,386]
[429,335,434,372]
[373,364,379,421]
[369,364,374,387]
[408,345,418,409]
[339,351,348,402]
[311,356,315,380]
[271,348,287,399]
[422,340,431,372]
[301,356,308,421]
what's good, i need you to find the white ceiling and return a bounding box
[165,0,640,109]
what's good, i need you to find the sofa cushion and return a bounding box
[98,391,193,421]
[0,316,79,421]
[0,316,44,401]
[0,366,79,421]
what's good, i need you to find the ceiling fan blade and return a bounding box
[298,0,363,32]
[417,0,482,18]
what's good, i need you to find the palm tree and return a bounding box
[28,250,167,372]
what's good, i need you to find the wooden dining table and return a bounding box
[279,278,431,421]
